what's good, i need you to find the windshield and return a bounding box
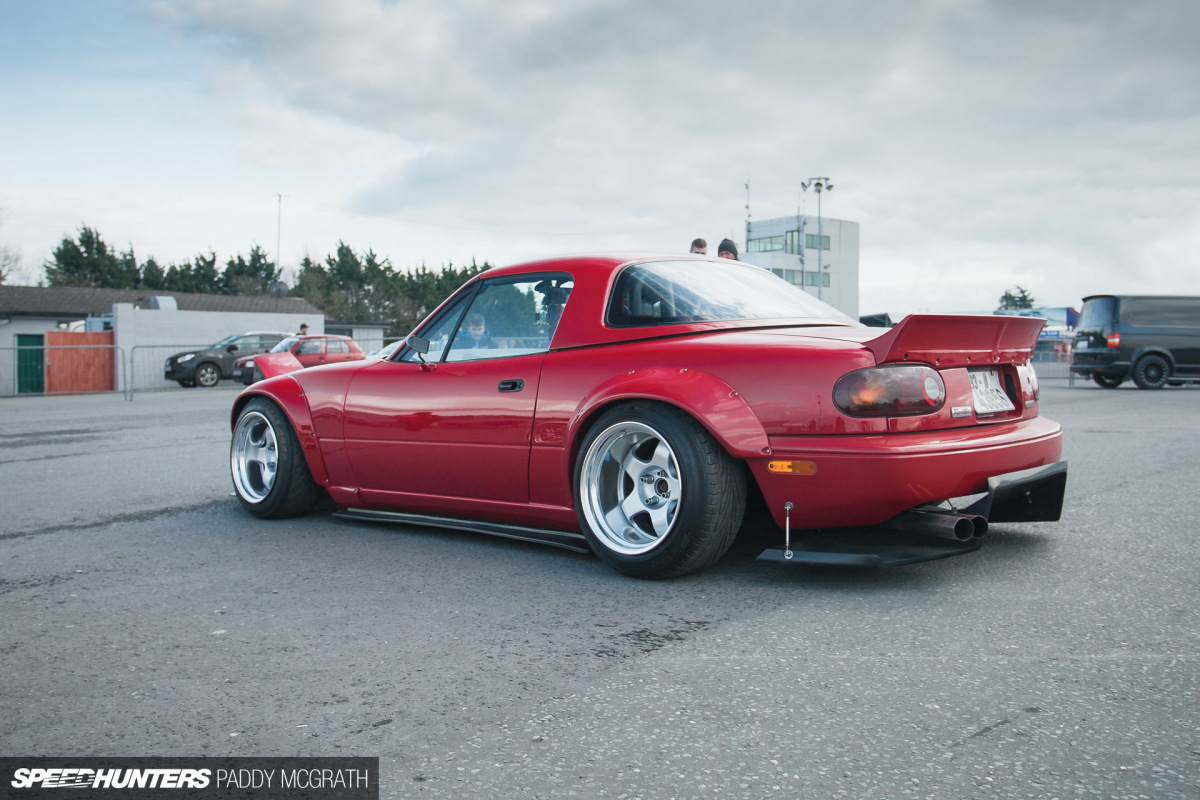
[270,337,300,353]
[608,260,854,327]
[212,334,242,347]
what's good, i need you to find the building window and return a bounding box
[748,235,785,252]
[805,233,830,251]
[785,230,801,254]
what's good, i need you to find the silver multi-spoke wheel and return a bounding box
[231,410,278,503]
[579,421,683,555]
[195,362,221,387]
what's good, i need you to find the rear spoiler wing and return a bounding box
[866,314,1046,367]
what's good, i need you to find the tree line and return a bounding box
[42,225,488,337]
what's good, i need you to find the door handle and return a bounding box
[498,379,525,392]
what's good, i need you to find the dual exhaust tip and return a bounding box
[884,508,988,542]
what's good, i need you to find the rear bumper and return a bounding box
[1070,349,1128,379]
[757,461,1067,567]
[750,417,1063,529]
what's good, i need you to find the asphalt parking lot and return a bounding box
[2,381,1198,799]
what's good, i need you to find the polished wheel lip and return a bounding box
[231,410,278,503]
[580,420,682,556]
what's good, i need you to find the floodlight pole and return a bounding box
[802,178,833,300]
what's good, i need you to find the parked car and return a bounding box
[368,340,404,359]
[232,334,366,385]
[230,255,1065,579]
[165,332,291,388]
[1070,294,1200,389]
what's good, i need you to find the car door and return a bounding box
[294,338,326,367]
[325,338,355,364]
[219,335,258,375]
[341,274,572,504]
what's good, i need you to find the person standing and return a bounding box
[689,238,707,254]
[717,239,739,260]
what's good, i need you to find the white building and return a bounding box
[740,214,860,319]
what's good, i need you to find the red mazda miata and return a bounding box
[231,255,1066,578]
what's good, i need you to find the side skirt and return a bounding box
[333,508,591,554]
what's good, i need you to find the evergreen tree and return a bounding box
[163,252,222,294]
[998,286,1036,310]
[221,244,278,295]
[45,226,134,288]
[141,257,166,290]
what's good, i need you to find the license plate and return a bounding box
[232,369,242,377]
[969,368,1016,415]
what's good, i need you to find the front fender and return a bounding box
[231,376,332,489]
[570,367,771,459]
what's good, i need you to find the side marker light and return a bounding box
[767,460,817,475]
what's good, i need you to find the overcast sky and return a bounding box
[2,0,1197,316]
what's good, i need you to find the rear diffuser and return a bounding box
[757,460,1067,567]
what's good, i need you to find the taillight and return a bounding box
[833,366,946,417]
[1106,333,1120,349]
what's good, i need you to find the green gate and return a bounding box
[16,333,45,394]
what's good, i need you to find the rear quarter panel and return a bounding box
[529,329,878,508]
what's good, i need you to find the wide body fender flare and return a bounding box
[566,367,771,460]
[231,378,332,488]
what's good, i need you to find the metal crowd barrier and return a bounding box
[0,345,127,398]
[126,343,241,399]
[1031,339,1073,383]
[125,337,404,399]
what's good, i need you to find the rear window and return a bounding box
[607,260,851,327]
[1078,297,1116,330]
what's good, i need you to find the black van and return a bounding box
[1070,295,1200,389]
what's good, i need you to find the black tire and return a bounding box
[573,402,746,579]
[195,362,221,388]
[1092,374,1124,389]
[230,397,323,518]
[1132,354,1170,390]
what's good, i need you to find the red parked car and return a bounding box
[230,255,1066,578]
[232,334,365,385]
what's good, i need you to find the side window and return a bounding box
[445,274,573,363]
[297,339,324,355]
[400,292,473,363]
[327,339,350,354]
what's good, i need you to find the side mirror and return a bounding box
[406,335,435,370]
[406,335,430,355]
[227,344,239,353]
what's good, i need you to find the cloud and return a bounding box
[66,1,1200,310]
